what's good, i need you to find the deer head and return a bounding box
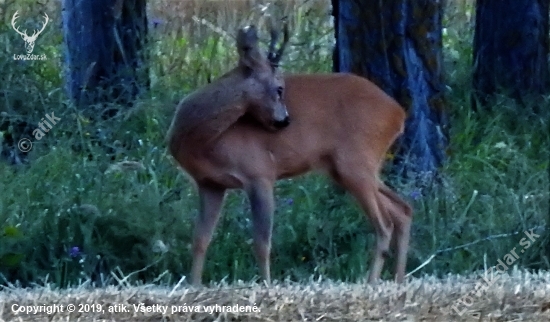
[236,22,291,130]
[12,11,49,54]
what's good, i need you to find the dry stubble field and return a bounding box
[1,270,550,321]
[2,1,547,321]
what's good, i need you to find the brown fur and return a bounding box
[167,29,412,287]
[166,25,289,154]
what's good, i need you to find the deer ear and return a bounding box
[236,25,263,71]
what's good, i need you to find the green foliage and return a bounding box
[0,1,547,288]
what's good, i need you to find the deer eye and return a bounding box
[276,86,284,97]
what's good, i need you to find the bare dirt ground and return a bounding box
[1,270,549,321]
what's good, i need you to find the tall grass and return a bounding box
[0,0,547,288]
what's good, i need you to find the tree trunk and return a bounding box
[332,0,447,181]
[62,0,149,118]
[472,0,549,112]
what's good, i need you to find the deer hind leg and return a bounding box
[378,183,412,283]
[331,166,394,283]
[245,178,276,284]
[190,183,226,286]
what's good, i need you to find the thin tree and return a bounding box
[472,0,549,113]
[331,0,448,182]
[62,0,149,118]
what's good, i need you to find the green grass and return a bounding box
[0,1,548,288]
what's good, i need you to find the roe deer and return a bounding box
[166,23,413,286]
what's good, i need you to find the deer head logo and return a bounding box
[11,11,49,54]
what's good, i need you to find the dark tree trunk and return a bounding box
[332,0,447,181]
[62,0,149,118]
[472,0,549,113]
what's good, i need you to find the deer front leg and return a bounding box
[246,178,276,284]
[190,184,226,286]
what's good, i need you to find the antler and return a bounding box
[11,11,27,38]
[31,13,49,39]
[267,18,289,67]
[11,11,49,40]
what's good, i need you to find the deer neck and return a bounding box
[168,69,250,149]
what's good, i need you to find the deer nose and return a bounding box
[273,115,290,129]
